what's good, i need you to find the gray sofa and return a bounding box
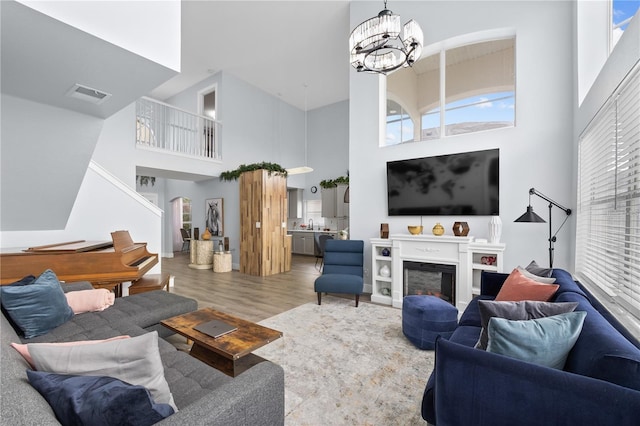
[1,282,285,425]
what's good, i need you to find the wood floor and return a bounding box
[161,252,369,323]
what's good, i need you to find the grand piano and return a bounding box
[0,230,158,296]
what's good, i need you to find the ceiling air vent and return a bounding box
[66,83,112,105]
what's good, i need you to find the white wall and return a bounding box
[19,0,181,72]
[304,100,350,202]
[92,103,137,185]
[0,94,103,231]
[349,1,576,284]
[576,0,610,106]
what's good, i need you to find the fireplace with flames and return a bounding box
[403,261,456,305]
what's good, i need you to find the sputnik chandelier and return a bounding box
[349,0,423,74]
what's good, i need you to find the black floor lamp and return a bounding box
[514,188,572,268]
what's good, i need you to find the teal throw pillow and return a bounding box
[486,311,587,369]
[475,300,579,350]
[0,269,73,338]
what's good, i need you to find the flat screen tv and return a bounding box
[387,148,499,216]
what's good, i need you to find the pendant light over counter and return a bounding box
[286,84,314,175]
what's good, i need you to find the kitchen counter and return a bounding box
[288,229,336,233]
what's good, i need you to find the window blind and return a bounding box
[576,62,640,314]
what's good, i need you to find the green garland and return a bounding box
[219,162,288,182]
[319,175,349,189]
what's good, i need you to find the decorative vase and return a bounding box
[452,221,470,236]
[381,247,391,257]
[202,228,212,240]
[432,223,445,236]
[379,264,391,277]
[489,216,502,243]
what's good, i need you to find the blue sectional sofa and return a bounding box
[422,269,640,425]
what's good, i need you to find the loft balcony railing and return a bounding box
[135,97,221,160]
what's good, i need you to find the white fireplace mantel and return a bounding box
[370,235,506,312]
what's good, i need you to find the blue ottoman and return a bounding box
[402,295,458,350]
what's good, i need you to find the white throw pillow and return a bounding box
[28,331,177,411]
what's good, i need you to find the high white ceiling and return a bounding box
[150,1,352,111]
[1,1,178,119]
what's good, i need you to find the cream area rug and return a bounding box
[255,296,434,425]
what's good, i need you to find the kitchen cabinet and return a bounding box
[290,231,338,255]
[321,184,349,218]
[291,231,315,255]
[288,188,302,219]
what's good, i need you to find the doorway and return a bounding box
[171,197,191,252]
[198,84,216,120]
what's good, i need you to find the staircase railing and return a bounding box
[136,97,221,160]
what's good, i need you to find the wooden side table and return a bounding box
[189,240,214,269]
[213,252,232,272]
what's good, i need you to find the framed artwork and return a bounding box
[205,198,224,236]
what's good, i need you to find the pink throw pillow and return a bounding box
[11,335,130,369]
[495,269,559,302]
[65,289,115,314]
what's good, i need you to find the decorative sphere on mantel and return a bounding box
[432,223,445,236]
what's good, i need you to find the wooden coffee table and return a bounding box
[161,308,282,377]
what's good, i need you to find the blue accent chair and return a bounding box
[314,240,364,307]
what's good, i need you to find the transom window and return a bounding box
[612,0,639,50]
[385,36,515,146]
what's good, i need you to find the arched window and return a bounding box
[385,35,515,146]
[386,99,415,145]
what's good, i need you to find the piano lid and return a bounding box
[1,231,157,285]
[24,240,113,253]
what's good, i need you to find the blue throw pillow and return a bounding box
[0,269,73,338]
[486,311,587,369]
[7,275,37,286]
[27,371,174,426]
